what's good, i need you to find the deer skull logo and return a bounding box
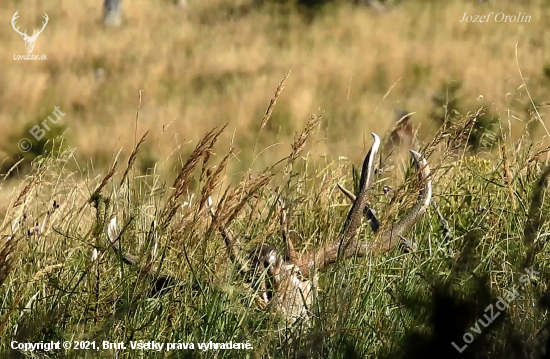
[11,11,49,54]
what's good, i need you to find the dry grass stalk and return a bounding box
[422,107,486,160]
[89,158,119,203]
[199,127,223,183]
[442,108,485,155]
[318,172,333,200]
[206,195,242,266]
[221,174,273,228]
[196,150,234,256]
[199,149,213,184]
[0,264,63,335]
[260,70,290,131]
[285,114,322,171]
[0,237,17,287]
[13,176,39,208]
[526,145,550,164]
[172,124,227,201]
[523,165,550,268]
[418,107,486,185]
[199,148,233,212]
[133,90,143,145]
[207,187,229,227]
[162,124,228,226]
[120,130,149,185]
[501,142,515,207]
[206,172,272,267]
[246,196,261,231]
[248,207,279,248]
[279,199,298,263]
[207,176,250,239]
[2,158,25,180]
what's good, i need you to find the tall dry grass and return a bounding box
[0,104,549,357]
[1,0,549,177]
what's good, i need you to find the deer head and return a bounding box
[12,11,49,54]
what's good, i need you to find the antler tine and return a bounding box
[106,217,177,296]
[11,11,27,37]
[337,183,355,202]
[30,13,49,39]
[107,217,138,265]
[206,197,246,270]
[338,133,380,252]
[278,198,298,263]
[40,13,48,30]
[375,150,431,252]
[337,183,380,233]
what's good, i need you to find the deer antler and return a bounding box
[278,198,299,263]
[339,133,381,249]
[11,12,48,40]
[294,134,431,277]
[106,217,176,295]
[338,150,431,251]
[29,14,48,40]
[336,183,380,233]
[375,150,431,251]
[11,11,28,38]
[206,197,247,270]
[205,132,430,321]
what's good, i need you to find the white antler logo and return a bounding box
[11,11,49,54]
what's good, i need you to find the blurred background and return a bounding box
[1,0,549,179]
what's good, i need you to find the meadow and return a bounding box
[1,0,549,172]
[1,0,550,357]
[1,101,550,358]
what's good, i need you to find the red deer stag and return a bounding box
[209,133,432,321]
[104,132,432,322]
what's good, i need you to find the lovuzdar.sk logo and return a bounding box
[12,10,48,60]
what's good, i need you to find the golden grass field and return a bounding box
[1,0,549,179]
[2,1,550,356]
